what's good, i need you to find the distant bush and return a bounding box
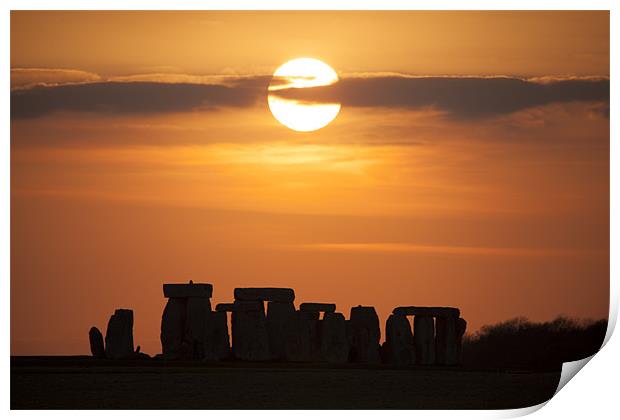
[461,317,607,370]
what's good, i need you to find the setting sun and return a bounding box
[268,58,341,132]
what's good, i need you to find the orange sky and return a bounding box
[10,11,609,355]
[11,11,609,76]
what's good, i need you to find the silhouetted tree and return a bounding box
[461,316,607,370]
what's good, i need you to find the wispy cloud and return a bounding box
[11,68,102,90]
[10,68,267,90]
[291,242,605,258]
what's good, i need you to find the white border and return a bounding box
[3,1,617,419]
[0,0,615,11]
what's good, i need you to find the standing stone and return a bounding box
[384,314,414,365]
[266,301,297,360]
[161,298,187,360]
[232,301,270,361]
[231,300,264,312]
[301,311,320,321]
[280,311,310,361]
[321,312,349,363]
[89,327,105,359]
[345,319,353,360]
[435,315,458,365]
[349,306,381,363]
[456,317,467,364]
[160,282,214,360]
[185,297,212,360]
[414,315,435,365]
[205,310,231,360]
[311,320,323,361]
[105,309,134,360]
[301,312,323,361]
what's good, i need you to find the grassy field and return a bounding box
[11,357,560,409]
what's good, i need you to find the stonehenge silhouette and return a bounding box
[91,281,466,366]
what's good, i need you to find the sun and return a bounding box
[268,58,341,132]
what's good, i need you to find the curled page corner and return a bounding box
[498,354,598,418]
[551,306,615,399]
[554,354,595,396]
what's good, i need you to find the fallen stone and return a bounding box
[232,301,270,361]
[105,309,134,360]
[160,298,187,359]
[266,301,297,360]
[321,312,349,363]
[131,351,151,360]
[393,306,460,318]
[129,345,151,360]
[384,314,414,365]
[234,287,295,302]
[163,282,213,298]
[413,315,435,365]
[349,306,381,363]
[300,303,336,313]
[435,316,458,365]
[89,327,105,359]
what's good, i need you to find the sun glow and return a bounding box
[268,58,341,132]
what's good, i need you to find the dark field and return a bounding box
[11,356,560,409]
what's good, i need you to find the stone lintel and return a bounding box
[163,282,213,298]
[215,303,235,312]
[234,287,295,302]
[393,306,460,318]
[300,303,336,313]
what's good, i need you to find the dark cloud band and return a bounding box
[10,77,270,119]
[273,76,609,119]
[10,75,608,120]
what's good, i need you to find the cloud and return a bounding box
[272,76,609,119]
[11,77,269,119]
[292,242,605,258]
[10,68,609,120]
[11,68,103,90]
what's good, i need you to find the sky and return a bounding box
[10,11,609,355]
